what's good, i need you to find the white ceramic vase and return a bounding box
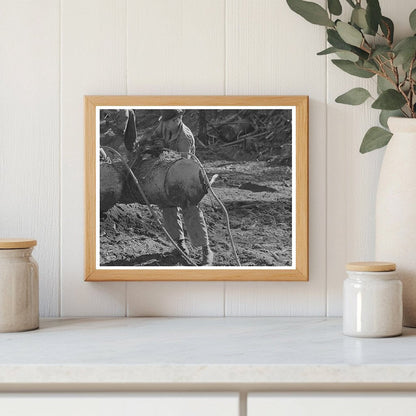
[375,117,416,327]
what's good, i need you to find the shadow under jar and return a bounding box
[0,239,39,332]
[343,262,402,338]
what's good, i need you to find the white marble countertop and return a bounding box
[0,317,416,389]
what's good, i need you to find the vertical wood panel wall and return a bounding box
[0,0,60,316]
[60,0,127,316]
[1,0,413,317]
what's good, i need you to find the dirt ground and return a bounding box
[100,159,292,267]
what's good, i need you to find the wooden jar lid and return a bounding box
[0,239,37,249]
[346,261,396,272]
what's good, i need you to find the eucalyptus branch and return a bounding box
[397,80,413,117]
[362,37,372,53]
[375,56,386,74]
[408,56,416,117]
[376,58,399,89]
[391,59,400,85]
[287,0,416,152]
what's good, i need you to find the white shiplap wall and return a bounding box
[1,0,412,317]
[0,0,60,316]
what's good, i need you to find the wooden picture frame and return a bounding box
[85,96,308,281]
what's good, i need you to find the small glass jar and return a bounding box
[0,239,39,332]
[343,262,402,338]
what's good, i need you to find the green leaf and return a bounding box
[372,45,391,58]
[336,21,363,47]
[332,59,375,78]
[351,7,369,32]
[380,16,394,43]
[410,9,416,32]
[317,46,359,61]
[287,0,334,26]
[327,29,350,49]
[360,127,392,153]
[366,0,382,34]
[317,46,338,55]
[393,36,416,67]
[335,87,371,105]
[346,0,356,6]
[328,0,342,16]
[362,59,379,71]
[372,89,407,110]
[376,67,403,95]
[379,110,403,129]
[377,76,392,94]
[335,50,359,62]
[327,29,369,59]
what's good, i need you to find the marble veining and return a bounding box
[0,317,415,385]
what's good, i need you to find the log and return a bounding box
[220,131,267,148]
[216,119,254,142]
[100,151,208,213]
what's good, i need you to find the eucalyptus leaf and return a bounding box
[379,110,403,129]
[317,46,358,61]
[287,0,334,26]
[366,0,382,35]
[393,36,416,67]
[376,67,404,92]
[335,88,371,105]
[377,76,393,94]
[332,59,375,78]
[350,45,369,60]
[336,21,363,47]
[372,45,391,58]
[327,29,368,59]
[410,9,416,32]
[372,89,406,110]
[335,50,359,62]
[351,7,369,32]
[384,65,402,84]
[328,0,342,16]
[327,29,350,49]
[363,59,379,71]
[317,46,338,55]
[380,16,394,43]
[360,127,392,153]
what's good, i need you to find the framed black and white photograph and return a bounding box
[85,96,308,281]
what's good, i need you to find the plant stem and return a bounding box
[408,56,416,117]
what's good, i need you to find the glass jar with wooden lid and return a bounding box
[343,261,402,338]
[0,239,39,332]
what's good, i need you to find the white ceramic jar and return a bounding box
[343,262,402,338]
[0,239,39,332]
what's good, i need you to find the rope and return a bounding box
[100,146,198,267]
[186,152,241,267]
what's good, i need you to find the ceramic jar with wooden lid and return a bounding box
[0,239,39,332]
[343,262,402,338]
